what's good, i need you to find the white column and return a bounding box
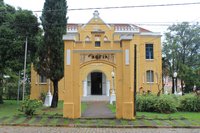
[83,80,87,97]
[106,80,110,96]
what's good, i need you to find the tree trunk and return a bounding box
[51,80,58,108]
[181,79,184,95]
[0,76,3,104]
[0,95,3,104]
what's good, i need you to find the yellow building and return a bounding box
[31,11,162,119]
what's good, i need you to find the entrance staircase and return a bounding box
[81,95,109,102]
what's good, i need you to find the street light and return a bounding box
[173,72,177,95]
[110,71,116,104]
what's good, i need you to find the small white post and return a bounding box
[44,79,52,107]
[83,80,87,97]
[106,80,110,96]
[110,71,116,104]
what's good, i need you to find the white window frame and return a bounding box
[146,70,154,83]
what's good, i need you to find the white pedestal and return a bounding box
[109,90,116,105]
[44,90,52,107]
[83,80,87,97]
[106,80,110,96]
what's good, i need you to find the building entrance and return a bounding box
[91,72,102,95]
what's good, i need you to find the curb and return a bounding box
[0,123,200,128]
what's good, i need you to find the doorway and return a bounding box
[91,72,102,95]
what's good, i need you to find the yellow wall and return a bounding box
[30,11,162,119]
[30,65,65,100]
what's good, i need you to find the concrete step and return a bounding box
[81,95,109,102]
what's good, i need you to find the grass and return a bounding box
[0,100,20,117]
[137,112,200,120]
[1,100,199,120]
[107,103,200,120]
[0,100,87,117]
[0,100,200,127]
[37,101,63,116]
[81,102,87,113]
[107,103,116,113]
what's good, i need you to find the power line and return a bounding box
[2,2,200,13]
[67,2,200,11]
[3,22,198,28]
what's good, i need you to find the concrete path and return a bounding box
[1,127,199,133]
[82,101,115,118]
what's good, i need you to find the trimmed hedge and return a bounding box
[136,94,157,112]
[136,94,177,113]
[179,94,200,112]
[154,95,177,113]
[136,93,200,113]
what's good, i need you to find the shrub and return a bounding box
[137,94,178,113]
[40,91,46,102]
[179,93,200,112]
[19,97,42,116]
[136,94,157,112]
[154,95,177,113]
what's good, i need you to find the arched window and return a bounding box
[146,70,154,83]
[85,36,90,42]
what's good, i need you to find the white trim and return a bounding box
[140,32,161,36]
[38,83,47,85]
[66,49,71,65]
[146,82,154,84]
[125,49,129,65]
[146,59,154,61]
[63,35,76,41]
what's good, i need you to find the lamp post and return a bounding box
[173,72,177,95]
[110,71,116,104]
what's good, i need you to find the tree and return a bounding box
[0,1,16,103]
[0,1,40,103]
[163,22,200,93]
[36,0,67,107]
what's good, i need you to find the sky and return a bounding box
[4,0,200,35]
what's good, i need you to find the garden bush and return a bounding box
[136,94,157,112]
[19,97,42,116]
[179,93,200,112]
[154,95,177,113]
[136,94,178,113]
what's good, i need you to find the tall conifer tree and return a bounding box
[38,0,67,107]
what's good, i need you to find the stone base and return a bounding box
[44,91,52,107]
[110,93,116,104]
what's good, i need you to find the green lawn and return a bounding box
[0,100,200,121]
[137,112,200,120]
[0,100,199,127]
[0,100,88,117]
[0,100,20,117]
[108,103,200,120]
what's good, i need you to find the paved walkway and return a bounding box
[0,127,199,133]
[82,101,115,118]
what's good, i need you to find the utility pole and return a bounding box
[134,44,137,116]
[22,37,28,101]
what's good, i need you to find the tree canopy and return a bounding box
[0,1,41,103]
[163,22,200,93]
